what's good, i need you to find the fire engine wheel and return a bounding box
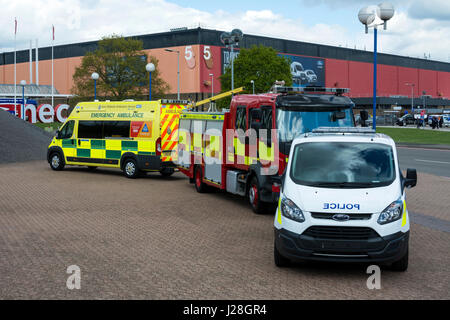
[248,176,265,214]
[50,152,65,171]
[194,166,207,193]
[123,158,139,179]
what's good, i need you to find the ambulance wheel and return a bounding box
[248,176,265,214]
[87,166,97,171]
[160,168,174,177]
[390,249,409,272]
[50,152,65,171]
[123,158,139,179]
[274,243,290,268]
[194,166,207,193]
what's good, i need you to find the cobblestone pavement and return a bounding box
[0,161,449,299]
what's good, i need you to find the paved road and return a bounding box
[397,147,450,177]
[0,161,448,300]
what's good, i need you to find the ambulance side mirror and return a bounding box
[404,168,417,189]
[55,130,61,139]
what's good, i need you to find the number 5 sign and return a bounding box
[203,45,213,69]
[185,46,196,69]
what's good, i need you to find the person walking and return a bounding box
[439,116,443,129]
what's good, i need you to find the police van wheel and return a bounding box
[390,249,408,272]
[160,168,174,177]
[248,176,265,214]
[50,152,65,171]
[274,243,290,268]
[194,166,207,193]
[123,159,139,179]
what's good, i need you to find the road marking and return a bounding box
[414,159,450,165]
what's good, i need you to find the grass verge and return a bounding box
[377,127,450,145]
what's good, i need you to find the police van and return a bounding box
[47,100,188,178]
[273,127,417,271]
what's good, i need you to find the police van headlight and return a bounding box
[280,197,305,223]
[377,199,403,225]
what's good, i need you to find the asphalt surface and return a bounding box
[397,147,450,177]
[0,161,448,300]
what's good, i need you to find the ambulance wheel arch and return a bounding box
[121,153,140,179]
[47,146,65,171]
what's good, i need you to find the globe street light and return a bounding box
[20,80,26,120]
[165,49,180,99]
[358,2,395,130]
[91,72,99,101]
[146,63,155,101]
[220,29,243,91]
[250,80,255,94]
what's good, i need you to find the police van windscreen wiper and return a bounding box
[310,182,374,188]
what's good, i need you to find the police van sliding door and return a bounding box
[204,120,223,185]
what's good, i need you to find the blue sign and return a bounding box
[281,54,325,87]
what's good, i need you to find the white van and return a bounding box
[273,127,417,271]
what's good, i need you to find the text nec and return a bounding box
[323,203,360,210]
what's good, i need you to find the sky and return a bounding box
[1,0,449,62]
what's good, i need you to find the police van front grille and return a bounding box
[311,212,372,220]
[303,226,379,240]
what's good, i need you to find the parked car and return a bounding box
[443,116,450,127]
[396,114,416,126]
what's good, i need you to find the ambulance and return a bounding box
[47,99,189,178]
[273,127,417,271]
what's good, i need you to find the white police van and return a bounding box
[273,127,417,271]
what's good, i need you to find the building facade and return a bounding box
[1,27,450,109]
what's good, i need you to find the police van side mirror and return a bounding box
[360,110,369,121]
[404,168,417,189]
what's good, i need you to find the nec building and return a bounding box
[1,28,449,109]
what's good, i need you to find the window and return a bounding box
[260,106,273,141]
[235,106,246,131]
[104,121,130,138]
[58,120,74,139]
[78,121,103,139]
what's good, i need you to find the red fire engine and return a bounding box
[177,85,359,213]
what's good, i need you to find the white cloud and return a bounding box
[0,0,449,62]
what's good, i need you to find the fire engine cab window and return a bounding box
[59,120,74,139]
[78,121,103,139]
[235,107,246,131]
[104,121,130,138]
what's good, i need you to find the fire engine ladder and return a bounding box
[189,87,244,112]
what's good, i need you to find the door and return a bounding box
[76,120,104,163]
[58,120,76,160]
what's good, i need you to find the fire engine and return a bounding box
[177,84,366,213]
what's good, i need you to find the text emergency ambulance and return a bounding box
[177,86,365,214]
[273,127,417,271]
[47,99,188,178]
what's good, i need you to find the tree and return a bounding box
[72,35,169,100]
[217,45,292,109]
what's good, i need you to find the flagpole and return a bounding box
[14,18,17,118]
[51,25,54,109]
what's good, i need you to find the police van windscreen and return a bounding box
[277,108,353,142]
[290,142,396,188]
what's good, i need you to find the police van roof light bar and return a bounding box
[312,127,376,134]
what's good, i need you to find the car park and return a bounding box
[273,127,416,271]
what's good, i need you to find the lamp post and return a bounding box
[209,73,214,97]
[250,80,255,94]
[91,72,99,101]
[220,29,244,91]
[146,63,155,101]
[358,3,395,130]
[165,49,180,99]
[20,80,26,120]
[405,82,415,113]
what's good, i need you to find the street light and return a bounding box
[250,80,255,94]
[20,80,26,120]
[146,63,155,101]
[220,29,244,91]
[91,72,99,101]
[405,82,415,113]
[165,49,180,99]
[358,2,395,130]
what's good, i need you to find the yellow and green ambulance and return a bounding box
[47,99,188,178]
